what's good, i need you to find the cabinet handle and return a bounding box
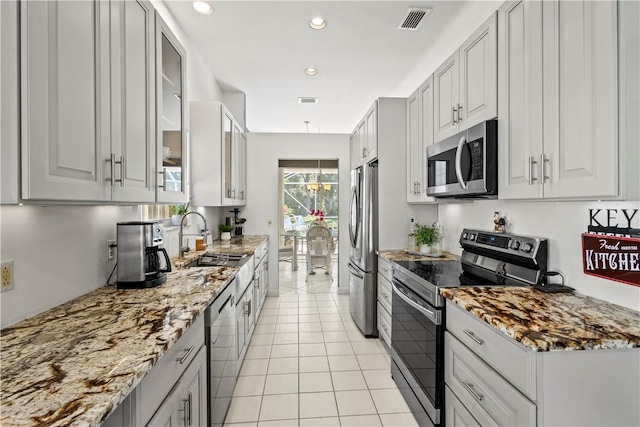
[232,189,236,198]
[176,345,195,364]
[240,190,245,200]
[528,156,538,185]
[116,156,124,187]
[245,300,251,316]
[463,329,484,345]
[540,154,550,183]
[462,380,484,401]
[105,154,116,186]
[416,182,421,195]
[158,168,167,190]
[457,104,463,122]
[452,106,457,124]
[179,393,192,426]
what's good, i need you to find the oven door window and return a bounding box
[391,280,444,410]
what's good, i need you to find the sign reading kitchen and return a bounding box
[582,234,640,287]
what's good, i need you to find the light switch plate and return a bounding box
[1,260,14,292]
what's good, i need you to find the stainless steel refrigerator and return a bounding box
[348,162,378,337]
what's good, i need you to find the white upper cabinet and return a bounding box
[407,76,436,203]
[190,101,247,207]
[19,0,179,204]
[498,0,544,199]
[499,0,620,200]
[111,0,156,203]
[350,102,378,167]
[434,12,497,143]
[542,0,618,199]
[21,1,111,201]
[156,12,188,204]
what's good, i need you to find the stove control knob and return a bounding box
[462,232,468,240]
[522,243,533,253]
[511,240,521,250]
[469,233,476,241]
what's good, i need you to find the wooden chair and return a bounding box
[305,224,333,281]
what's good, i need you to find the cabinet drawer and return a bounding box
[377,273,392,314]
[139,315,205,425]
[445,385,481,427]
[377,302,391,346]
[255,239,268,263]
[445,301,535,399]
[378,257,392,282]
[445,332,536,427]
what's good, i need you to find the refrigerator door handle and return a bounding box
[349,184,360,248]
[348,263,364,279]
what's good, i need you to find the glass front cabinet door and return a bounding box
[156,12,187,203]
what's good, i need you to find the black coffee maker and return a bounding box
[229,208,246,236]
[117,221,172,289]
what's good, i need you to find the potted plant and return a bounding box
[412,222,442,255]
[169,202,190,226]
[218,224,234,241]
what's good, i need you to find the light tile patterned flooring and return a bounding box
[223,261,419,427]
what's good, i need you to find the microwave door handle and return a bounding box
[455,135,468,190]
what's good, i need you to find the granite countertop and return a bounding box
[0,235,268,427]
[377,249,460,262]
[441,287,640,352]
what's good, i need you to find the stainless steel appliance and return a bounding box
[390,229,548,426]
[348,162,378,336]
[117,221,171,289]
[205,280,236,427]
[426,119,497,198]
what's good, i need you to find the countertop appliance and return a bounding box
[205,279,236,427]
[390,229,547,426]
[117,221,171,289]
[426,119,497,198]
[348,162,378,337]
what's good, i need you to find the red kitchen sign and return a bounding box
[582,233,640,287]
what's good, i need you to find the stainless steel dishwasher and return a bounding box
[205,279,236,427]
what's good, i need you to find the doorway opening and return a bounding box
[277,159,339,295]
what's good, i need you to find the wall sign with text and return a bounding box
[582,233,640,287]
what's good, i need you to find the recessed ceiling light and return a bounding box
[304,68,319,76]
[309,17,326,30]
[193,1,214,15]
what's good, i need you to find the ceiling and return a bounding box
[164,1,501,134]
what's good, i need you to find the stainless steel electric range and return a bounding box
[389,229,548,426]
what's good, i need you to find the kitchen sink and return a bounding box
[185,253,248,268]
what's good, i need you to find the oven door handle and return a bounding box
[454,135,468,190]
[392,282,440,325]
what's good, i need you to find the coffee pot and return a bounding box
[117,221,171,289]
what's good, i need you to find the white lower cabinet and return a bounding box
[445,385,480,427]
[377,257,392,346]
[445,300,640,426]
[147,345,207,427]
[445,332,536,426]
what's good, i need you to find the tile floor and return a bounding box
[223,262,420,427]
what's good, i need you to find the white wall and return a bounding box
[0,4,224,327]
[242,133,351,295]
[436,200,640,311]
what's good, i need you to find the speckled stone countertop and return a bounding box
[441,287,640,352]
[0,235,268,427]
[377,249,459,262]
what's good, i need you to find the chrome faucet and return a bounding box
[179,211,208,258]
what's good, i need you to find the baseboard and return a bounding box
[338,287,349,295]
[267,289,280,297]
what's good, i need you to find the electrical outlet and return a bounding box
[1,260,14,292]
[107,240,116,260]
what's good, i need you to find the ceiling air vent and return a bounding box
[298,97,318,104]
[398,7,432,30]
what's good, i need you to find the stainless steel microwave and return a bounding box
[426,119,497,198]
